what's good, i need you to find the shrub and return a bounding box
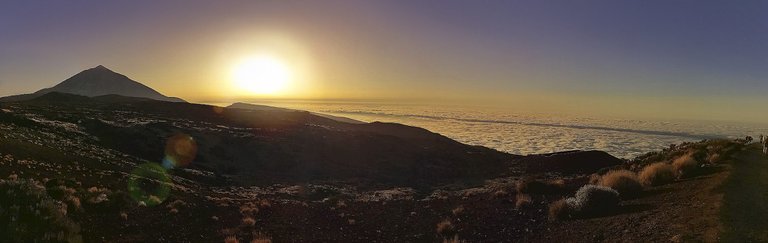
[0,178,83,242]
[638,163,675,186]
[224,236,239,243]
[707,153,721,164]
[566,185,620,216]
[250,233,272,243]
[588,173,601,184]
[493,190,508,198]
[452,205,464,216]
[598,170,642,198]
[436,219,454,235]
[548,199,571,221]
[443,235,465,243]
[259,199,271,208]
[242,216,256,226]
[240,202,259,215]
[515,194,532,209]
[672,153,699,178]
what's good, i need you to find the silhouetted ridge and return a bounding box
[0,65,186,103]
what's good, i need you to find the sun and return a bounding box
[232,55,292,95]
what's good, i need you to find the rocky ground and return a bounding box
[0,97,757,242]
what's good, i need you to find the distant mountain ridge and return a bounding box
[0,65,185,103]
[228,102,365,124]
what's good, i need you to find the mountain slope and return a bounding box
[0,65,185,103]
[228,102,365,124]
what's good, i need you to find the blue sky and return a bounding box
[1,1,767,121]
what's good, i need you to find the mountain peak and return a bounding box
[92,65,110,71]
[0,66,186,103]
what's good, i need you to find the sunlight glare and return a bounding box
[232,56,292,95]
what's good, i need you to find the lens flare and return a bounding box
[162,133,198,169]
[127,163,171,206]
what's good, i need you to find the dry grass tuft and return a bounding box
[452,205,465,216]
[259,199,272,208]
[242,216,256,226]
[707,153,721,164]
[336,200,347,208]
[147,195,162,205]
[638,163,675,186]
[548,198,571,221]
[672,153,699,179]
[250,232,272,243]
[493,189,509,198]
[515,194,532,209]
[442,234,465,243]
[599,170,643,198]
[588,173,601,184]
[436,219,454,235]
[240,203,259,215]
[224,236,239,243]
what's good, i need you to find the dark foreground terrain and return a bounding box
[0,95,755,242]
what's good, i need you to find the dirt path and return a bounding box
[720,144,768,242]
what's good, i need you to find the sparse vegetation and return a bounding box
[598,170,643,198]
[0,178,83,243]
[436,218,454,236]
[224,236,239,243]
[452,205,465,215]
[548,198,571,221]
[443,234,465,243]
[515,194,532,209]
[242,216,256,227]
[672,153,699,179]
[638,163,675,186]
[565,185,620,217]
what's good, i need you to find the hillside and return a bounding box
[0,95,748,242]
[0,65,185,103]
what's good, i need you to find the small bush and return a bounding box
[598,170,642,198]
[638,163,675,186]
[442,235,465,243]
[672,153,699,178]
[0,178,83,242]
[452,205,464,216]
[493,190,508,198]
[436,219,454,235]
[224,236,239,243]
[707,153,721,163]
[588,173,601,184]
[566,185,620,216]
[515,194,532,209]
[250,232,272,243]
[548,199,571,221]
[242,216,256,226]
[259,199,271,208]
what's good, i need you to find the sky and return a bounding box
[1,1,767,122]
